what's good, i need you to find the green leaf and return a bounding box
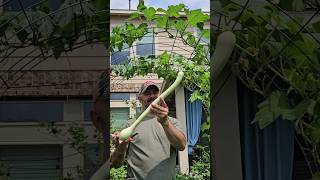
[190,90,202,102]
[143,7,156,21]
[253,91,292,128]
[159,51,170,65]
[201,121,210,132]
[186,32,196,46]
[292,0,305,11]
[254,107,277,129]
[287,100,310,120]
[200,29,210,39]
[187,9,209,27]
[285,18,303,34]
[173,20,186,33]
[167,4,184,17]
[307,99,317,116]
[312,17,320,33]
[137,0,146,11]
[128,12,140,20]
[157,8,167,13]
[155,15,168,28]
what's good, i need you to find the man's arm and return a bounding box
[161,118,186,151]
[110,132,132,168]
[151,97,186,151]
[110,146,127,168]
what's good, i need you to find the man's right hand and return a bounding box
[112,131,134,152]
[110,131,134,168]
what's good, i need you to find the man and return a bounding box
[111,80,186,180]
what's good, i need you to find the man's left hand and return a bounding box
[150,97,169,126]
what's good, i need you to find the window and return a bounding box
[0,145,62,179]
[0,102,64,122]
[111,44,130,65]
[83,101,94,121]
[136,30,155,56]
[111,29,155,65]
[111,108,129,130]
[110,93,130,100]
[83,93,130,121]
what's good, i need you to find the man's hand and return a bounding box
[112,131,134,152]
[110,131,134,168]
[150,97,186,151]
[150,97,169,126]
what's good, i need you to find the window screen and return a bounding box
[0,145,62,180]
[0,102,64,122]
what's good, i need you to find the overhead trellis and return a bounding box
[0,0,108,96]
[0,0,108,56]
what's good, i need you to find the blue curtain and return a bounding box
[237,81,295,180]
[185,88,203,155]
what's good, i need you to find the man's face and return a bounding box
[139,86,160,109]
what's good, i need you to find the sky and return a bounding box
[111,0,210,12]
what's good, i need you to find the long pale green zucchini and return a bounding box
[211,31,236,78]
[119,71,184,141]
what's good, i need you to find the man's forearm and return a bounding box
[162,121,186,151]
[110,147,127,168]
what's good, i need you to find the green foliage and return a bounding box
[190,145,210,179]
[186,9,210,28]
[110,165,127,180]
[253,91,291,128]
[67,123,88,153]
[111,22,148,51]
[312,172,320,180]
[0,0,108,59]
[175,173,200,180]
[110,1,210,111]
[167,4,185,18]
[217,0,320,176]
[217,1,320,125]
[175,145,210,180]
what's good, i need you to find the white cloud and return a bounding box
[111,0,209,11]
